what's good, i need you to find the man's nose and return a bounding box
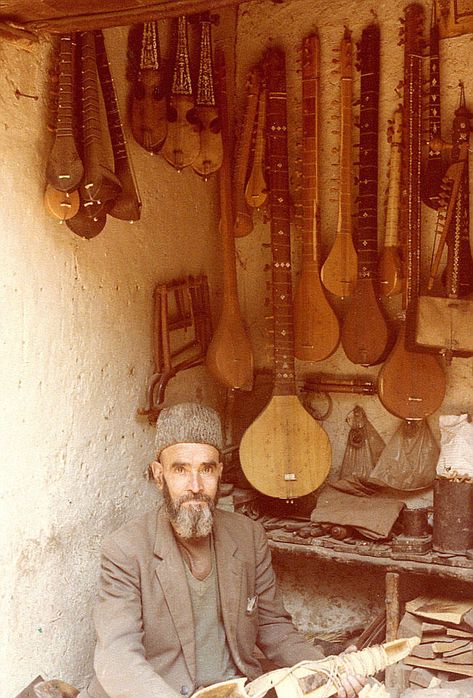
[188,471,203,492]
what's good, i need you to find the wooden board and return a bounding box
[404,656,473,677]
[405,595,473,625]
[239,395,331,500]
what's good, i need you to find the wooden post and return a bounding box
[385,571,408,694]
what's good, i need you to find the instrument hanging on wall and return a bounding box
[408,85,473,362]
[44,184,80,221]
[129,21,168,154]
[191,12,223,179]
[379,108,403,297]
[293,31,340,363]
[233,66,261,237]
[95,29,142,222]
[205,48,254,390]
[341,23,389,366]
[162,15,201,171]
[46,33,84,193]
[421,3,447,210]
[239,46,331,501]
[321,27,357,299]
[244,82,268,210]
[378,3,446,420]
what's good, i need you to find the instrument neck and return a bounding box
[56,34,75,138]
[172,16,193,96]
[196,19,216,107]
[140,21,161,71]
[338,73,353,239]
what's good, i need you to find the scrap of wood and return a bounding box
[421,633,451,643]
[463,608,473,630]
[408,667,439,688]
[404,655,473,677]
[405,595,473,625]
[410,643,436,659]
[397,612,423,639]
[443,649,473,664]
[421,622,446,635]
[447,627,473,638]
[432,638,470,653]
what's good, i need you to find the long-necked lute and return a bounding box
[341,23,389,366]
[95,29,142,222]
[162,16,200,171]
[378,3,446,420]
[205,49,253,390]
[239,47,331,501]
[293,32,340,362]
[379,108,403,297]
[321,28,357,298]
[130,21,167,154]
[191,13,223,179]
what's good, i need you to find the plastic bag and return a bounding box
[368,419,439,491]
[340,406,385,483]
[436,413,473,478]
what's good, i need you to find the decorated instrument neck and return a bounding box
[172,16,193,96]
[140,21,161,71]
[196,16,216,107]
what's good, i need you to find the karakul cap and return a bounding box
[155,402,223,457]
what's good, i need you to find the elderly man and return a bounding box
[79,402,365,698]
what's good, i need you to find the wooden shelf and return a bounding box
[268,536,473,584]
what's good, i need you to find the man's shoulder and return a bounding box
[103,508,159,554]
[215,508,264,537]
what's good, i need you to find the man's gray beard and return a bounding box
[162,480,218,539]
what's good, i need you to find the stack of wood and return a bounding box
[397,595,473,689]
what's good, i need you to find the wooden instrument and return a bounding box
[162,16,201,171]
[233,67,260,237]
[239,47,331,501]
[293,32,340,362]
[130,21,167,154]
[46,33,83,193]
[65,201,107,238]
[205,48,254,390]
[421,3,446,210]
[95,29,142,222]
[191,12,223,179]
[44,184,80,221]
[244,83,268,209]
[379,108,403,297]
[378,3,446,420]
[341,23,389,366]
[321,28,357,298]
[78,31,121,210]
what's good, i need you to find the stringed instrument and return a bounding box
[44,184,80,221]
[293,32,340,363]
[239,47,331,501]
[244,83,268,210]
[205,48,253,390]
[233,66,260,237]
[378,3,446,420]
[95,29,142,222]
[191,12,223,179]
[341,23,389,366]
[130,21,167,154]
[421,3,446,210]
[321,28,357,299]
[78,31,122,211]
[162,16,201,171]
[379,108,403,297]
[46,33,83,193]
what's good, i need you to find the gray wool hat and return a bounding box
[155,402,224,457]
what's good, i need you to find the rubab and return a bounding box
[321,28,357,298]
[95,30,142,222]
[239,47,331,501]
[233,67,260,237]
[293,32,340,362]
[340,23,389,366]
[130,21,167,154]
[162,16,201,171]
[378,3,446,420]
[191,12,223,179]
[379,108,403,297]
[205,49,254,390]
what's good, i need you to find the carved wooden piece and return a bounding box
[239,47,331,501]
[293,32,340,362]
[244,85,267,209]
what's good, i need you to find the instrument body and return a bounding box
[130,21,168,153]
[341,23,389,366]
[239,47,331,501]
[321,28,357,298]
[293,32,340,362]
[378,3,446,420]
[379,108,403,296]
[205,49,253,390]
[162,16,201,171]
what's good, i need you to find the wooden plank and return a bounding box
[0,0,244,33]
[447,628,473,638]
[404,656,473,677]
[405,595,473,625]
[432,639,470,653]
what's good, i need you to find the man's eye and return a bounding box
[202,465,214,475]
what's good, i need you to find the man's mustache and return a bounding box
[176,492,213,506]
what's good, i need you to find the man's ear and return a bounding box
[150,460,164,488]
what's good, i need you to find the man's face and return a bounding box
[151,442,223,539]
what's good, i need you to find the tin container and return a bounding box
[432,477,473,553]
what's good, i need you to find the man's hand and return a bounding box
[336,673,367,698]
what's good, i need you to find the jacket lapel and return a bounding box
[153,506,196,680]
[213,511,244,660]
